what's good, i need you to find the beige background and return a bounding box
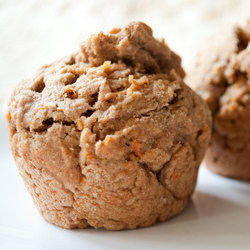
[1,0,250,109]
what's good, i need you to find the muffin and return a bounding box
[187,20,250,180]
[6,22,211,230]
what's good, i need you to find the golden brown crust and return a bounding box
[7,22,211,230]
[187,20,250,180]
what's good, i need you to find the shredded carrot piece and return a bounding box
[133,140,141,158]
[109,27,121,34]
[76,119,83,130]
[56,213,61,221]
[85,151,93,160]
[101,61,111,70]
[104,137,112,144]
[5,112,11,121]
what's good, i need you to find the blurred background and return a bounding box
[1,0,250,109]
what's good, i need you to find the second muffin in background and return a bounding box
[187,20,250,180]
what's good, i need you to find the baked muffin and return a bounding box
[187,20,250,180]
[7,22,211,230]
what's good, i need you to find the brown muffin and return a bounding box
[186,20,250,180]
[7,22,211,230]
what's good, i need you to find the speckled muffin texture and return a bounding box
[7,22,211,230]
[187,20,250,180]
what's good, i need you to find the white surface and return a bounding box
[1,2,250,248]
[0,113,250,250]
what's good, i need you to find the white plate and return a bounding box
[0,113,250,250]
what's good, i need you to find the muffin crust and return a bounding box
[7,22,211,229]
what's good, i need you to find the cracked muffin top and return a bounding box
[8,22,185,134]
[7,22,211,230]
[187,20,250,116]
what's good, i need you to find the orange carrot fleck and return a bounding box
[76,119,83,130]
[101,61,111,70]
[85,151,93,160]
[133,140,141,158]
[104,137,112,144]
[5,112,11,121]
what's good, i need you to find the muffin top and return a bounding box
[187,20,250,142]
[187,21,250,112]
[8,22,185,134]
